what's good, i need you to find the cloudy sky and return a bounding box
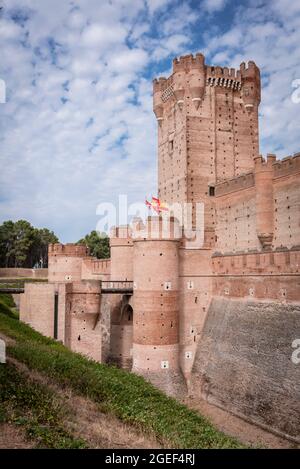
[0,0,299,242]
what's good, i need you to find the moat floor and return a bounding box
[184,397,299,449]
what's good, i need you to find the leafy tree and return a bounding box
[30,228,59,268]
[0,220,15,267]
[77,230,110,259]
[0,220,59,268]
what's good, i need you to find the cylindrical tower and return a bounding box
[153,77,166,126]
[132,216,185,396]
[240,61,261,111]
[110,225,133,280]
[48,243,89,283]
[188,53,205,110]
[254,154,276,249]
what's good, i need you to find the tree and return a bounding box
[77,230,110,259]
[0,221,15,267]
[30,228,59,267]
[0,220,59,268]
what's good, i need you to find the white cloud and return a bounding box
[0,0,299,242]
[146,0,173,15]
[81,23,127,47]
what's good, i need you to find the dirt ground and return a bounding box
[0,423,34,449]
[184,396,299,449]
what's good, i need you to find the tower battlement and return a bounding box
[48,243,89,257]
[172,53,205,72]
[273,152,300,178]
[133,216,182,241]
[153,76,168,93]
[254,153,277,169]
[206,65,239,78]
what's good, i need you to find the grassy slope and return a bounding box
[0,294,245,449]
[0,363,86,448]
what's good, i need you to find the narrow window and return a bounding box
[54,292,58,339]
[209,186,215,197]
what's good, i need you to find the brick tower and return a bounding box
[132,216,186,396]
[109,226,134,368]
[153,53,261,246]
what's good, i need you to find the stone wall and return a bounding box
[214,153,300,253]
[191,297,300,442]
[178,248,212,380]
[20,283,55,337]
[0,268,48,278]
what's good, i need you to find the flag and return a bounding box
[145,196,168,214]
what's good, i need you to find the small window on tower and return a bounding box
[169,140,174,153]
[209,186,215,197]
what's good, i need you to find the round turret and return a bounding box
[48,243,89,282]
[254,154,276,249]
[110,225,133,280]
[240,61,261,111]
[153,78,166,125]
[132,216,185,396]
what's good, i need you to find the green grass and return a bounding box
[0,294,19,319]
[0,363,86,448]
[0,301,246,449]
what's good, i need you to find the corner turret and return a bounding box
[240,61,261,111]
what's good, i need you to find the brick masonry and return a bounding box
[19,52,300,437]
[191,297,300,441]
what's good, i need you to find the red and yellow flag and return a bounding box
[145,196,169,214]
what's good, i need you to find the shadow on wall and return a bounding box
[109,296,133,370]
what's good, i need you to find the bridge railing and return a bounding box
[100,280,133,293]
[0,279,133,295]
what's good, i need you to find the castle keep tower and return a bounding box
[153,53,261,245]
[132,216,185,395]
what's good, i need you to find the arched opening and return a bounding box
[121,304,133,324]
[109,297,133,370]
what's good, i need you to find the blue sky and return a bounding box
[0,0,299,242]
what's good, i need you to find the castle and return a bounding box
[20,53,300,442]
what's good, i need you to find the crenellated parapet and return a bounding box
[48,243,89,282]
[48,243,89,258]
[206,65,241,91]
[133,216,182,241]
[273,152,300,179]
[110,225,133,245]
[215,172,255,197]
[172,53,205,72]
[153,53,261,123]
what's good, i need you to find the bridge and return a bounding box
[0,279,133,295]
[100,281,133,294]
